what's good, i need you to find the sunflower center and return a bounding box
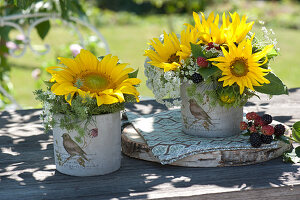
[230,59,249,77]
[76,72,109,93]
[167,53,179,63]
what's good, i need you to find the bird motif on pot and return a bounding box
[62,133,88,161]
[188,99,212,129]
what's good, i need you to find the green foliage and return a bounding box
[283,147,300,164]
[190,43,205,58]
[267,48,279,59]
[34,88,137,140]
[0,0,88,108]
[36,20,51,40]
[198,66,220,81]
[13,0,35,9]
[281,121,300,164]
[292,121,300,143]
[134,0,211,14]
[253,72,289,95]
[129,68,139,78]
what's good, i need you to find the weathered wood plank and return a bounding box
[0,89,300,199]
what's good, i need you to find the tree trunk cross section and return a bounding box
[122,124,292,167]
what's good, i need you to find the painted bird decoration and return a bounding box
[189,99,212,126]
[62,133,88,161]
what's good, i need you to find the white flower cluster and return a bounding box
[261,25,280,52]
[40,90,55,127]
[144,58,181,107]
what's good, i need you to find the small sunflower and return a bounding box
[191,12,254,45]
[144,31,181,72]
[225,12,254,44]
[177,25,201,62]
[193,12,224,44]
[47,49,140,106]
[209,39,273,94]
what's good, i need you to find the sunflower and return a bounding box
[209,39,273,94]
[193,12,225,44]
[191,12,254,45]
[47,49,140,106]
[224,12,254,44]
[144,31,181,72]
[177,25,201,62]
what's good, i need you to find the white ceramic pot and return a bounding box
[180,81,243,137]
[53,112,121,176]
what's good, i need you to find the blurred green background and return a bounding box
[3,0,300,109]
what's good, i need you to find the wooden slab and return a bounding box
[121,124,292,167]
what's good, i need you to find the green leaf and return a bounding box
[242,131,251,136]
[292,121,300,143]
[277,135,291,145]
[198,66,220,80]
[190,43,205,58]
[43,81,55,88]
[59,0,69,20]
[0,27,11,41]
[296,146,300,157]
[253,72,288,95]
[69,0,88,21]
[129,68,139,78]
[267,48,278,59]
[36,20,50,40]
[283,147,300,164]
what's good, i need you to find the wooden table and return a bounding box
[1,88,300,200]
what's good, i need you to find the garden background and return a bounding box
[1,0,300,109]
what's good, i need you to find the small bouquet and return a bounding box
[35,49,140,142]
[144,12,288,108]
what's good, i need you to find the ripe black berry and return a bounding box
[250,133,262,148]
[274,124,285,136]
[261,114,272,125]
[248,121,253,127]
[261,134,273,144]
[191,73,203,84]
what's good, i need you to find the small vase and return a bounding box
[180,81,243,137]
[52,112,121,176]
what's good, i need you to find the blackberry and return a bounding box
[248,121,253,127]
[191,73,203,84]
[274,124,285,136]
[261,114,272,125]
[261,134,273,144]
[249,133,262,148]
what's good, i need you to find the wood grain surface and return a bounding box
[0,88,300,199]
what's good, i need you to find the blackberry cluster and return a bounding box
[274,124,285,136]
[191,73,203,84]
[250,133,262,148]
[261,114,272,125]
[241,112,284,148]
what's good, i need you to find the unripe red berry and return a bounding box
[240,121,248,130]
[196,57,209,68]
[261,125,275,136]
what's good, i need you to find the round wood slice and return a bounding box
[121,124,292,167]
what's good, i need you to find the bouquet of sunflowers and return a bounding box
[144,12,288,108]
[35,49,140,141]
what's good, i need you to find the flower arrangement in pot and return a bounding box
[144,12,288,137]
[35,49,140,176]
